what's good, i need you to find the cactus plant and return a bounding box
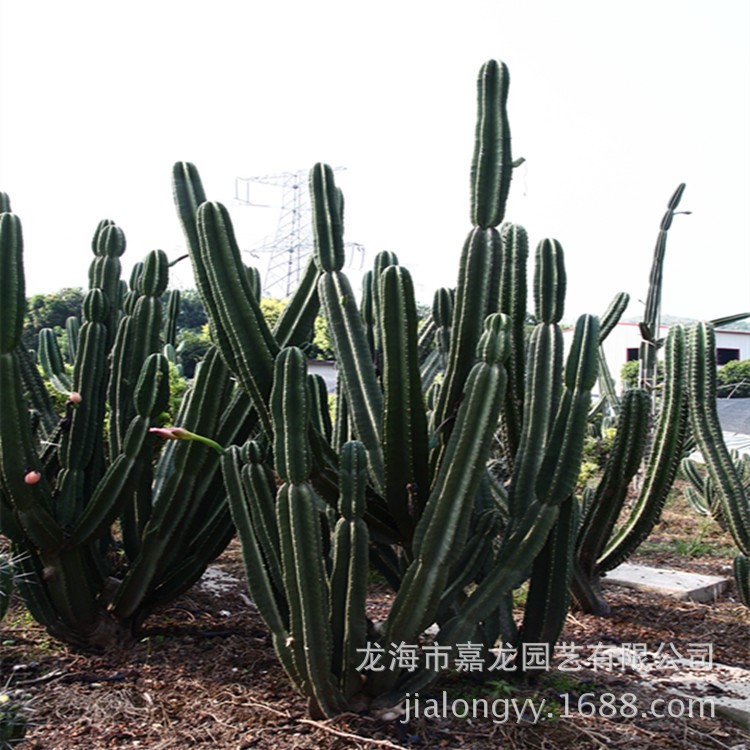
[572,324,688,615]
[0,210,247,648]
[174,57,611,715]
[686,322,750,607]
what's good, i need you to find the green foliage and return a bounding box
[620,360,639,389]
[23,287,84,349]
[717,358,750,398]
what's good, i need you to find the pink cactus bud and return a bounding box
[24,470,42,485]
[68,392,82,404]
[148,426,225,455]
[149,426,191,440]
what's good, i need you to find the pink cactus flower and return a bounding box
[24,470,42,485]
[148,426,225,455]
[149,427,191,440]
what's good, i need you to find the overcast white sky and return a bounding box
[1,0,748,323]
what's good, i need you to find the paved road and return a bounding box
[716,398,750,434]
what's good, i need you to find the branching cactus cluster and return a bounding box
[0,198,248,648]
[168,59,617,715]
[0,56,704,717]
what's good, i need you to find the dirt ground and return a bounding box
[2,491,749,750]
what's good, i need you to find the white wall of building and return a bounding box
[563,322,750,392]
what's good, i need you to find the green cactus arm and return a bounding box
[535,314,599,506]
[172,162,207,257]
[65,315,80,364]
[370,250,399,356]
[89,222,125,346]
[599,291,630,343]
[0,212,62,550]
[309,163,346,273]
[598,325,688,571]
[639,185,688,390]
[0,213,26,354]
[308,374,333,443]
[55,308,110,528]
[383,315,509,652]
[520,494,580,649]
[273,255,321,349]
[435,315,599,647]
[683,484,711,517]
[107,250,169,458]
[15,345,58,438]
[318,270,384,493]
[359,269,376,355]
[38,328,72,393]
[111,349,233,617]
[165,289,180,346]
[240,454,285,598]
[470,60,512,229]
[596,349,620,415]
[380,265,429,537]
[734,555,750,607]
[507,322,564,517]
[681,457,706,494]
[222,447,289,637]
[148,502,235,607]
[685,322,750,554]
[68,354,169,546]
[331,375,351,453]
[329,441,369,697]
[279,482,345,717]
[272,347,312,484]
[432,227,502,450]
[0,355,61,552]
[435,508,502,623]
[576,388,651,577]
[195,201,277,435]
[497,223,529,456]
[534,239,566,325]
[416,316,437,365]
[67,418,151,545]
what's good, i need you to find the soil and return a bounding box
[2,490,749,750]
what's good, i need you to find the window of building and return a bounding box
[626,348,639,362]
[716,348,740,365]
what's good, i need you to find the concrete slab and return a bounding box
[603,562,731,603]
[594,647,750,730]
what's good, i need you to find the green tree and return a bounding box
[717,358,750,398]
[23,287,84,349]
[176,288,208,330]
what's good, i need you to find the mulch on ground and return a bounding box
[2,493,749,750]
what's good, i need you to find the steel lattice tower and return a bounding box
[235,168,365,299]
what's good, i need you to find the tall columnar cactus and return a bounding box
[0,209,244,648]
[687,322,750,607]
[572,324,688,616]
[639,183,690,393]
[164,288,181,346]
[182,56,616,714]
